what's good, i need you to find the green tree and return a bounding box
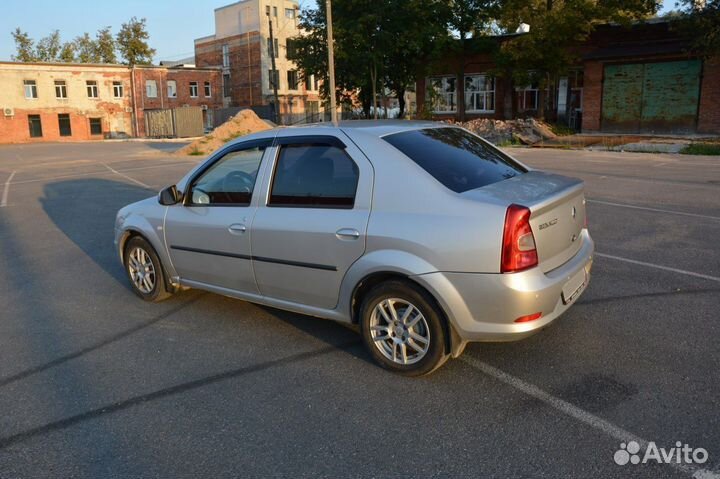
[95,26,117,63]
[116,17,156,66]
[673,0,720,56]
[442,0,497,120]
[289,0,446,118]
[59,42,76,62]
[496,0,657,119]
[36,30,62,61]
[11,28,38,62]
[74,32,101,63]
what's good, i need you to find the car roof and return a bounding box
[227,120,450,147]
[286,120,446,138]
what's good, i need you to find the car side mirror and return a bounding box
[158,185,182,205]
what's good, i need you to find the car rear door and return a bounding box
[250,133,373,309]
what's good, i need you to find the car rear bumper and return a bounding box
[415,229,594,343]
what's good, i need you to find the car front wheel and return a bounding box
[124,236,172,302]
[360,280,449,376]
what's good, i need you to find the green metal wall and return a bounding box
[601,60,701,133]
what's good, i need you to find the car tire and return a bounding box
[124,236,172,302]
[360,280,449,376]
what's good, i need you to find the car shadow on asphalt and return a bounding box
[41,178,155,290]
[40,177,374,366]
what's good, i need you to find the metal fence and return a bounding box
[145,107,204,138]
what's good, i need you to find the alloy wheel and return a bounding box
[127,246,156,294]
[369,298,430,365]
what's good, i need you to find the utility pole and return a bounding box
[267,7,281,124]
[326,0,338,124]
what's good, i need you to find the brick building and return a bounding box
[0,62,222,144]
[417,20,720,135]
[194,0,325,124]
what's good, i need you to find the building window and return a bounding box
[268,69,279,90]
[24,80,38,99]
[307,73,318,91]
[273,6,277,16]
[89,118,102,135]
[146,80,158,98]
[86,80,99,98]
[58,114,72,137]
[223,73,231,97]
[427,76,456,113]
[569,69,583,111]
[222,44,230,68]
[285,8,296,18]
[28,114,42,137]
[189,81,199,98]
[54,80,67,99]
[464,75,495,113]
[167,80,177,98]
[267,38,279,58]
[286,39,297,59]
[287,70,299,90]
[204,81,212,97]
[113,81,123,98]
[516,81,539,111]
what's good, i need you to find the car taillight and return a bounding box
[501,204,538,273]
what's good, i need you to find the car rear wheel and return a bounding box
[360,280,449,376]
[124,236,172,302]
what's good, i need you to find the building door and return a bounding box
[601,60,701,134]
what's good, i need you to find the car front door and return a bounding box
[164,139,271,293]
[250,134,373,309]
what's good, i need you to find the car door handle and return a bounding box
[228,224,247,234]
[336,228,360,240]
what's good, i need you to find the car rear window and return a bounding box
[383,127,526,193]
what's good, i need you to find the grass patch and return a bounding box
[548,122,576,136]
[221,130,249,143]
[496,136,522,147]
[188,147,205,156]
[681,143,720,155]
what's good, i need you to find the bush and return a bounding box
[681,143,720,155]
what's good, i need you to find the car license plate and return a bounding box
[561,268,586,305]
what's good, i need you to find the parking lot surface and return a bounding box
[0,140,718,478]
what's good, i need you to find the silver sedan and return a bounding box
[115,121,593,375]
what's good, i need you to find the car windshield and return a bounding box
[383,127,526,193]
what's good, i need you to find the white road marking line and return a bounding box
[103,164,152,189]
[460,356,719,478]
[588,199,720,221]
[9,162,193,186]
[0,171,16,208]
[596,252,720,283]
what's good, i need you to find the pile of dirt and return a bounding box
[445,118,558,145]
[175,109,272,156]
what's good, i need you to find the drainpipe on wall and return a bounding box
[131,66,140,138]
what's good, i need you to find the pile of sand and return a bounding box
[445,118,558,145]
[176,109,272,156]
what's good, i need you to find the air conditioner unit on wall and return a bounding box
[4,108,14,117]
[125,107,133,113]
[201,104,208,110]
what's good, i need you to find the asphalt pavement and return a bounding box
[0,140,718,478]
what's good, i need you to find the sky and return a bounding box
[1,0,674,63]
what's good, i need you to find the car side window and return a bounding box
[189,145,266,205]
[268,144,359,208]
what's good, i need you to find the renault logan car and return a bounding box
[115,122,593,375]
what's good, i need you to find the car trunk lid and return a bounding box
[462,171,586,272]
